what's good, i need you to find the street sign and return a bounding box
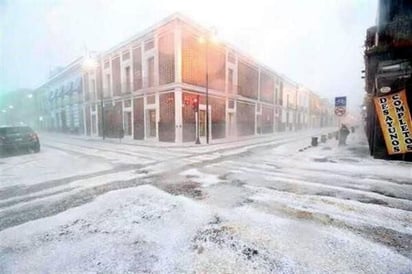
[335,96,347,107]
[335,106,346,117]
[335,96,347,117]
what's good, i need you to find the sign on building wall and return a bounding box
[374,90,412,155]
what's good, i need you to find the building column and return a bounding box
[82,104,87,135]
[155,92,160,141]
[225,98,229,138]
[82,73,87,136]
[173,20,183,143]
[254,104,258,135]
[174,21,182,84]
[175,87,183,143]
[255,68,261,135]
[143,96,147,140]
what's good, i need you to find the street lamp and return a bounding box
[198,30,218,144]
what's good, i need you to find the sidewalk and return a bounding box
[40,127,339,150]
[307,128,371,159]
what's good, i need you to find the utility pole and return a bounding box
[198,29,218,144]
[101,90,105,140]
[205,40,209,144]
[194,95,200,144]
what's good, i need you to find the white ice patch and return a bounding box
[247,185,412,235]
[180,168,221,186]
[0,185,213,273]
[0,147,112,187]
[1,185,411,273]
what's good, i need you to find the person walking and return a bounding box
[339,124,350,146]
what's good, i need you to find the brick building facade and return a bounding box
[35,14,336,143]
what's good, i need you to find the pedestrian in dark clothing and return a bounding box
[339,124,350,146]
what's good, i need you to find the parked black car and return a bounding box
[0,126,40,155]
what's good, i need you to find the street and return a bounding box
[1,129,412,273]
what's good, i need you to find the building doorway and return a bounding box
[256,114,262,134]
[146,109,157,138]
[228,112,235,137]
[199,110,206,138]
[123,111,132,138]
[198,106,211,143]
[91,114,98,136]
[61,110,67,132]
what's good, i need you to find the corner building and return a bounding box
[42,14,333,143]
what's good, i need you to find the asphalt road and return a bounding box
[1,130,411,260]
[0,131,312,231]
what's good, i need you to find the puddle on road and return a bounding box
[159,180,204,200]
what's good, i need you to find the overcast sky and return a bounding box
[0,0,377,110]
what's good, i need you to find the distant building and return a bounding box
[36,57,84,134]
[296,86,310,130]
[35,13,335,143]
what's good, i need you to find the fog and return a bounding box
[0,0,377,111]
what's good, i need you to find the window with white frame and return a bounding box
[228,68,234,93]
[124,66,131,93]
[105,74,111,96]
[91,79,96,100]
[147,57,155,88]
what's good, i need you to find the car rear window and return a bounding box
[0,127,33,135]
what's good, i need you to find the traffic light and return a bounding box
[192,97,199,112]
